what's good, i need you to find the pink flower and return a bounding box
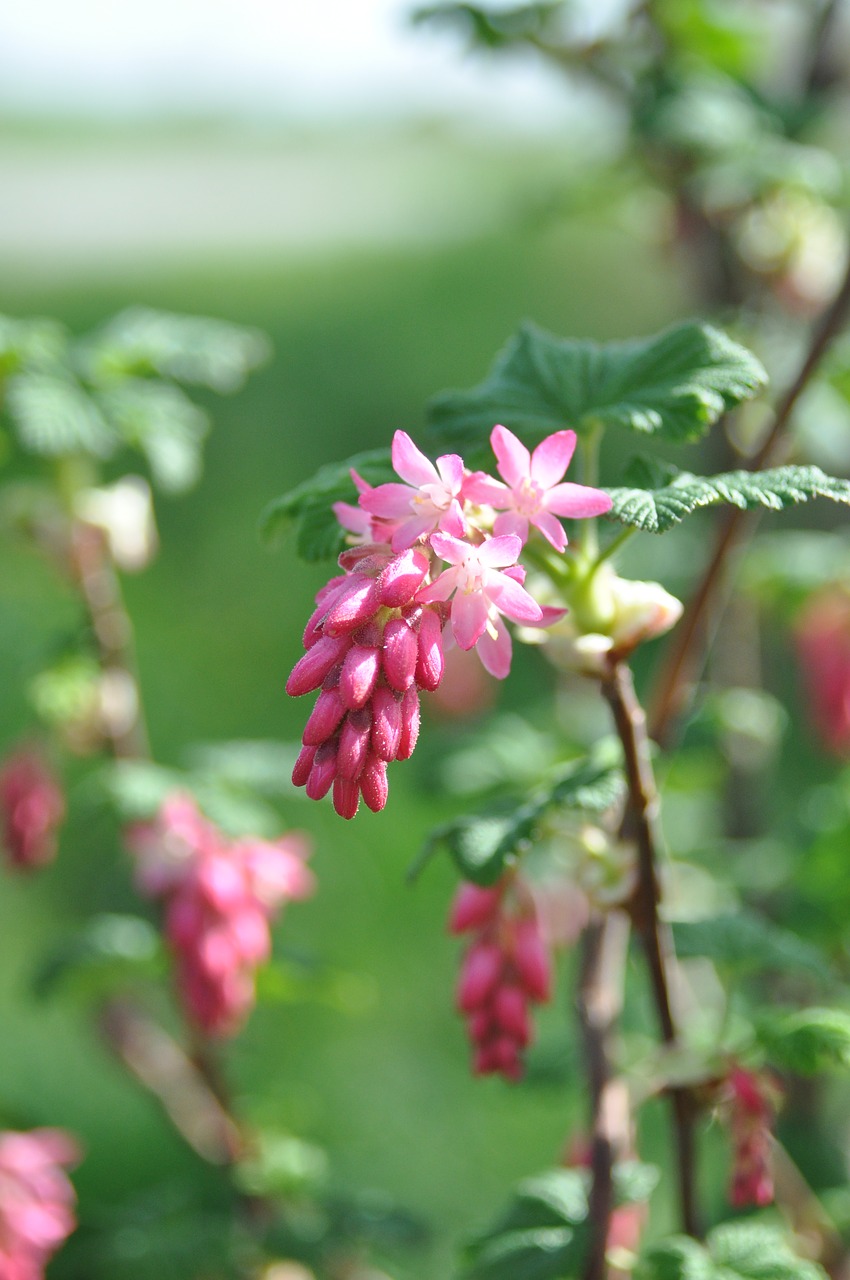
[0,749,65,872]
[0,1128,80,1280]
[465,425,612,552]
[359,431,466,551]
[450,874,552,1081]
[725,1066,777,1208]
[131,796,314,1037]
[417,533,543,678]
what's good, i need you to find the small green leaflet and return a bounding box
[260,448,395,560]
[428,320,766,449]
[606,465,850,533]
[7,370,115,458]
[756,1007,850,1074]
[32,914,163,1001]
[636,1223,828,1280]
[412,2,563,48]
[413,748,625,886]
[671,913,831,982]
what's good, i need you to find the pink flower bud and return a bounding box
[397,688,420,759]
[324,576,381,636]
[416,606,445,691]
[333,776,360,820]
[378,548,430,607]
[306,740,338,800]
[0,748,65,871]
[337,708,372,780]
[382,617,418,692]
[493,985,531,1045]
[302,688,347,745]
[457,941,503,1012]
[448,883,503,934]
[359,754,389,813]
[370,685,403,761]
[512,917,552,1001]
[291,744,317,787]
[286,634,351,697]
[339,644,381,710]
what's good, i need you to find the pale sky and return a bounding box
[0,0,585,126]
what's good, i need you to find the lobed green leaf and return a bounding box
[637,1223,828,1280]
[671,913,831,982]
[756,1007,850,1075]
[428,320,766,450]
[606,465,850,533]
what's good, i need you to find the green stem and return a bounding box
[579,424,603,559]
[593,525,637,568]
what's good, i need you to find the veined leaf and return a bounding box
[636,1223,828,1280]
[756,1007,850,1074]
[32,914,163,1001]
[98,379,209,493]
[6,370,115,457]
[671,913,831,982]
[461,1226,580,1280]
[260,447,394,559]
[428,321,766,449]
[606,465,850,533]
[412,2,564,48]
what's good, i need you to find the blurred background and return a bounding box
[3,2,850,1278]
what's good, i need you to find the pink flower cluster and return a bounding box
[449,876,553,1081]
[287,428,610,817]
[794,588,850,757]
[0,749,65,872]
[0,1128,79,1280]
[130,795,314,1037]
[725,1066,776,1208]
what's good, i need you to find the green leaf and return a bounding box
[99,760,186,821]
[606,465,850,533]
[259,447,394,559]
[412,3,563,48]
[636,1224,828,1280]
[6,370,115,457]
[33,914,163,1000]
[613,1160,661,1207]
[97,379,209,493]
[671,913,831,982]
[428,321,766,450]
[461,1226,581,1280]
[417,749,624,885]
[756,1007,850,1074]
[84,307,270,392]
[635,1236,715,1280]
[185,740,302,796]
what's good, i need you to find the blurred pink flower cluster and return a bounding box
[449,876,553,1081]
[794,588,850,757]
[0,749,65,872]
[130,795,314,1037]
[725,1066,776,1208]
[0,1128,79,1280]
[287,428,610,817]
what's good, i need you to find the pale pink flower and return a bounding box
[465,425,612,552]
[725,1066,777,1208]
[0,1128,79,1280]
[359,431,466,551]
[417,532,543,678]
[0,749,65,872]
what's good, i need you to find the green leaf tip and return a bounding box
[428,320,766,450]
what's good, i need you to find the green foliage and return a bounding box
[7,369,115,457]
[97,379,209,493]
[412,2,564,48]
[32,914,163,1001]
[605,465,850,533]
[415,746,625,885]
[428,321,766,451]
[756,1007,850,1074]
[636,1223,828,1280]
[259,447,394,560]
[671,912,831,982]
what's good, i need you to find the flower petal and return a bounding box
[452,590,490,649]
[493,511,530,544]
[391,512,438,551]
[491,425,530,489]
[477,533,522,568]
[417,566,460,603]
[438,497,467,539]
[545,482,613,518]
[476,614,513,678]
[462,471,509,507]
[429,532,469,566]
[392,430,439,487]
[488,572,543,623]
[530,509,567,551]
[360,482,414,519]
[530,430,576,488]
[436,453,464,492]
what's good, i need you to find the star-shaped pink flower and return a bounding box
[358,431,466,552]
[465,425,612,552]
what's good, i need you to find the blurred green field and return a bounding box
[0,207,689,1277]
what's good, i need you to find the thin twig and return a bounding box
[601,661,700,1237]
[648,248,850,747]
[577,912,631,1280]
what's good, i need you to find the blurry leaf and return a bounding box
[606,465,850,533]
[743,530,850,608]
[99,760,186,820]
[613,1160,660,1206]
[461,1226,582,1280]
[33,914,162,1000]
[654,0,763,78]
[186,740,302,796]
[416,748,624,885]
[636,1223,828,1280]
[29,654,100,730]
[671,913,831,982]
[84,307,270,392]
[428,321,766,450]
[489,1170,589,1235]
[235,1132,328,1199]
[6,370,115,457]
[438,714,557,796]
[756,1007,850,1074]
[260,447,394,558]
[0,314,67,376]
[97,379,209,493]
[412,2,564,48]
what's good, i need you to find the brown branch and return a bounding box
[601,661,701,1238]
[648,248,850,747]
[577,912,631,1280]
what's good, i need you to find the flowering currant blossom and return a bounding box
[0,1128,80,1280]
[0,748,65,871]
[449,875,552,1081]
[464,425,613,552]
[724,1066,777,1208]
[286,427,610,815]
[130,794,314,1037]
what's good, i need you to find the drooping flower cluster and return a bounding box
[0,1128,79,1280]
[0,748,65,872]
[724,1066,777,1208]
[130,794,314,1037]
[287,428,611,816]
[794,587,850,757]
[449,875,553,1081]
